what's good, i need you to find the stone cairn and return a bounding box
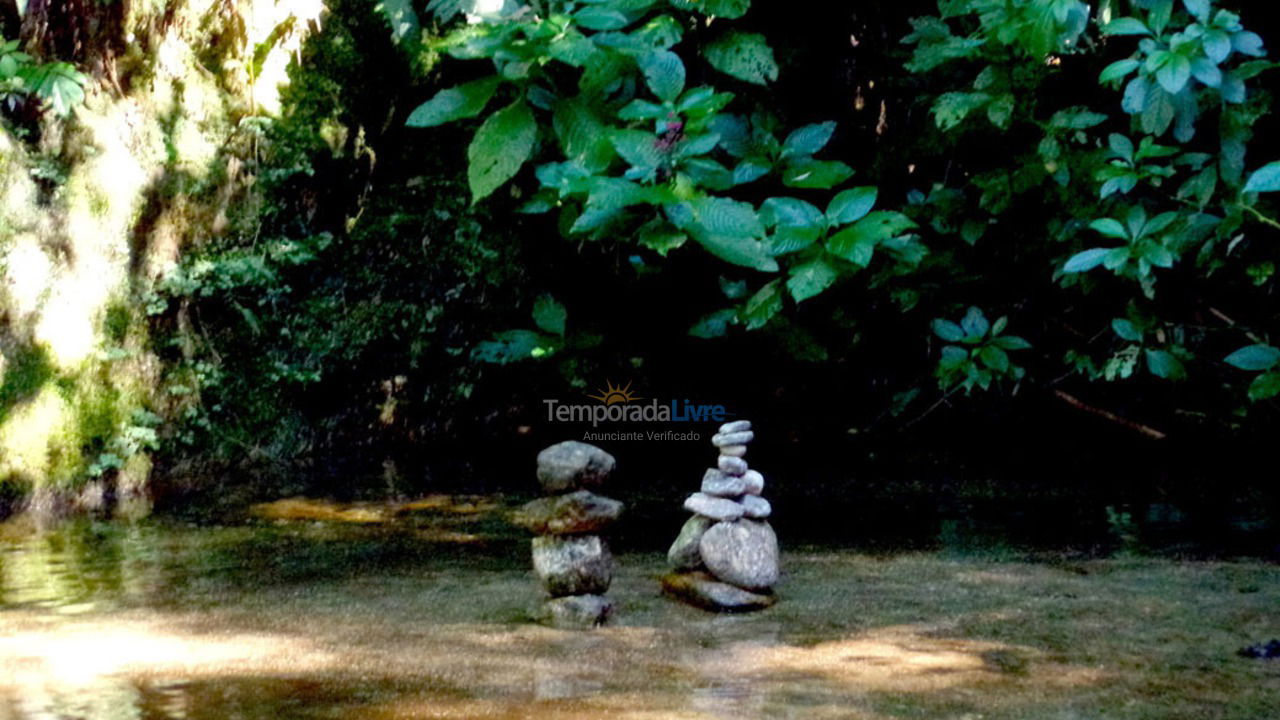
[513,440,624,628]
[661,420,779,611]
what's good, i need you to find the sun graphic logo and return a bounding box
[587,380,643,405]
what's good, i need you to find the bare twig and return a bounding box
[1053,389,1167,440]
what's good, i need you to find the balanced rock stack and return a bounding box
[513,440,623,629]
[661,420,779,611]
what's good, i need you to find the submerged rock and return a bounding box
[536,441,616,493]
[660,571,776,612]
[683,493,745,521]
[512,491,623,535]
[534,594,614,628]
[531,535,614,596]
[699,519,779,590]
[668,515,714,570]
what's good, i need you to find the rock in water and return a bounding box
[532,535,614,596]
[512,491,623,535]
[683,492,745,521]
[536,441,616,493]
[660,572,776,612]
[535,594,614,628]
[740,494,771,519]
[717,455,749,475]
[699,520,779,590]
[668,515,714,570]
[701,469,748,497]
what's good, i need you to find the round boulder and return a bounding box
[534,594,614,628]
[699,519,779,591]
[536,441,616,493]
[532,535,614,596]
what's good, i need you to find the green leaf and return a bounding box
[669,0,750,19]
[689,308,738,338]
[1104,17,1152,36]
[1244,162,1280,193]
[639,49,685,102]
[1155,54,1192,94]
[1112,318,1143,341]
[1182,0,1210,21]
[553,98,615,172]
[993,335,1032,350]
[932,91,989,131]
[532,295,567,336]
[1100,58,1141,84]
[760,197,823,228]
[783,122,836,156]
[960,306,989,339]
[639,225,687,255]
[826,211,915,266]
[686,196,764,237]
[1248,372,1280,401]
[467,99,537,203]
[979,345,1009,372]
[611,129,664,170]
[473,330,549,364]
[786,258,840,303]
[377,0,421,44]
[1063,248,1111,272]
[691,233,778,271]
[704,31,778,87]
[406,77,501,128]
[932,319,965,342]
[1224,344,1280,371]
[574,7,631,30]
[1190,57,1222,88]
[23,61,86,116]
[826,186,878,225]
[1090,218,1129,239]
[1145,349,1186,380]
[782,159,853,189]
[740,280,783,330]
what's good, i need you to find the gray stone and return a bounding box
[532,535,614,597]
[712,431,754,447]
[718,455,748,476]
[741,469,764,495]
[683,492,745,521]
[719,420,752,434]
[660,571,776,612]
[667,515,714,570]
[534,594,613,628]
[536,441,616,493]
[701,469,748,497]
[718,444,748,457]
[512,491,623,535]
[740,494,771,519]
[699,519,779,591]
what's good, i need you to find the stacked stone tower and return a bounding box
[514,441,623,628]
[661,420,779,611]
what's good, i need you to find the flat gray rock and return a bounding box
[718,420,752,434]
[699,519,779,591]
[532,535,614,596]
[512,490,623,535]
[718,444,748,457]
[683,492,745,521]
[717,455,748,476]
[741,494,771,519]
[712,431,754,447]
[667,515,714,570]
[534,594,613,628]
[661,571,775,612]
[701,468,748,497]
[536,441,616,493]
[741,469,764,495]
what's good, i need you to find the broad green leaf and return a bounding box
[467,99,537,202]
[1182,0,1210,21]
[1203,29,1231,63]
[553,98,615,172]
[993,335,1032,350]
[1063,247,1111,272]
[1248,372,1280,401]
[826,211,915,266]
[1090,218,1128,239]
[960,306,989,339]
[377,0,421,44]
[407,77,501,128]
[668,0,750,19]
[691,233,778,271]
[639,225,687,256]
[740,279,783,330]
[783,122,836,156]
[532,295,567,336]
[760,197,823,228]
[826,186,877,225]
[611,129,664,170]
[932,91,989,131]
[979,345,1009,372]
[575,7,630,30]
[932,319,965,342]
[1100,59,1140,84]
[639,49,686,102]
[1155,54,1191,94]
[1244,162,1280,192]
[473,330,548,364]
[704,31,778,86]
[786,258,840,302]
[1190,57,1222,88]
[1224,344,1280,371]
[1145,349,1186,380]
[1112,318,1142,341]
[1233,31,1265,57]
[686,196,764,237]
[689,308,738,338]
[1103,17,1151,36]
[782,159,853,189]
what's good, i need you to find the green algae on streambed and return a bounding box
[1,515,1278,720]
